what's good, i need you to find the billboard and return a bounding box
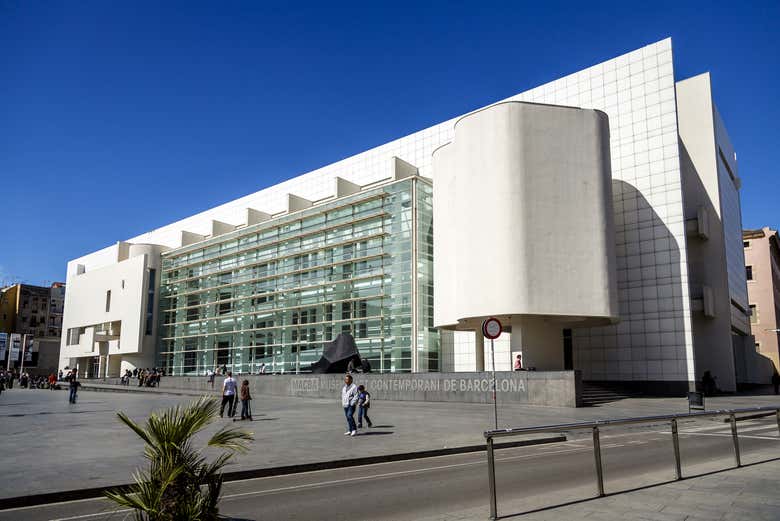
[0,333,6,361]
[24,336,34,362]
[9,333,21,362]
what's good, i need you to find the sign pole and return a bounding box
[482,317,502,431]
[491,337,497,430]
[19,334,27,374]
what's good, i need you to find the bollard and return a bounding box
[776,410,780,436]
[671,418,682,480]
[487,436,497,520]
[592,426,605,497]
[730,413,741,468]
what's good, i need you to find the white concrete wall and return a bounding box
[59,251,158,372]
[433,102,618,330]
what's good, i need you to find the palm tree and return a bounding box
[105,396,253,520]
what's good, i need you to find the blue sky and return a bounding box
[1,1,778,286]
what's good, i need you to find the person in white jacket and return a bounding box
[341,373,359,436]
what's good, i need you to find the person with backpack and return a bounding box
[238,380,252,421]
[67,370,81,404]
[357,384,373,429]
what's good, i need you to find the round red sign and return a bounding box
[482,317,502,339]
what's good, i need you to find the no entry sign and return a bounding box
[482,317,502,340]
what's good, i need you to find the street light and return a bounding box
[764,328,780,332]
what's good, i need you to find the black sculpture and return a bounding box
[309,333,362,374]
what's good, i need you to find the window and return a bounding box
[749,304,758,325]
[743,241,750,248]
[105,290,112,312]
[145,269,156,335]
[746,266,753,281]
[67,327,83,345]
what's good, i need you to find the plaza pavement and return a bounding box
[0,384,778,504]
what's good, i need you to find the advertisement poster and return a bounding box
[0,333,7,361]
[24,337,34,362]
[9,333,21,362]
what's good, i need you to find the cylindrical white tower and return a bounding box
[433,101,619,370]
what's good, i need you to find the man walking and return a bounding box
[68,370,81,404]
[341,374,359,436]
[220,371,238,418]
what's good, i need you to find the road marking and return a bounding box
[49,509,131,521]
[220,446,596,501]
[676,431,779,441]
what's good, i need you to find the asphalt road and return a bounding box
[3,416,778,521]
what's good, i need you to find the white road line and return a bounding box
[680,431,779,441]
[221,446,596,501]
[660,431,779,441]
[49,509,131,521]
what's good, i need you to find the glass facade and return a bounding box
[157,177,437,375]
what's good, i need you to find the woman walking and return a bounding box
[239,379,253,421]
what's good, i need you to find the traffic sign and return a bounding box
[482,317,502,340]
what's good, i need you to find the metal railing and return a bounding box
[484,405,780,520]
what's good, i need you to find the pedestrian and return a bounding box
[0,371,6,395]
[701,371,716,396]
[207,368,215,389]
[220,371,238,418]
[514,354,523,371]
[772,370,780,395]
[357,384,373,429]
[341,374,359,436]
[239,379,252,421]
[58,369,63,381]
[48,373,57,390]
[68,370,81,404]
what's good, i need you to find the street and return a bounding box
[3,415,778,521]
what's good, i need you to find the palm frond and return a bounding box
[208,425,253,452]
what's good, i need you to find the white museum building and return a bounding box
[60,37,769,394]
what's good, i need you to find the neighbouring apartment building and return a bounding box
[60,38,759,393]
[742,227,780,380]
[0,282,65,374]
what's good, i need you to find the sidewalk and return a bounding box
[412,458,780,521]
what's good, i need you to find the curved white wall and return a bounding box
[433,102,618,367]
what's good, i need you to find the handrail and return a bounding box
[483,405,780,520]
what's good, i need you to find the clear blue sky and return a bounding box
[1,1,778,286]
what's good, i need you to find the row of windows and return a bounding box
[156,179,436,375]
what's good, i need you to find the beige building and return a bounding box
[743,227,780,378]
[0,282,65,374]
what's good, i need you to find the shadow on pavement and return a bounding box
[497,456,780,520]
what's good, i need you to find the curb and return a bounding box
[0,434,565,510]
[80,384,213,398]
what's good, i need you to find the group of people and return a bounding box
[218,371,253,421]
[0,369,62,393]
[341,373,373,436]
[212,369,376,434]
[121,368,163,387]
